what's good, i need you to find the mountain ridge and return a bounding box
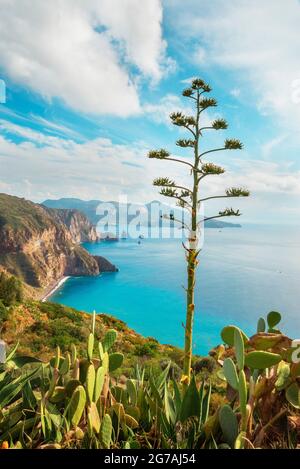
[43,197,242,229]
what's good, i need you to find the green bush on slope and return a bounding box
[0,300,8,322]
[0,301,187,372]
[0,272,23,306]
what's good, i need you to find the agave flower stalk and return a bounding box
[148,78,250,385]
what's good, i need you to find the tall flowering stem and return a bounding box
[148,79,249,385]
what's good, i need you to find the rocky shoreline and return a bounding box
[40,276,70,302]
[40,256,118,302]
[94,255,118,273]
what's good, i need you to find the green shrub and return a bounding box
[40,302,83,324]
[0,272,23,306]
[0,299,8,322]
[134,342,158,357]
[160,359,182,379]
[147,336,159,344]
[193,356,216,374]
[48,320,86,351]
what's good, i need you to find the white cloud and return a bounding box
[144,94,193,125]
[180,77,197,84]
[202,158,300,197]
[144,94,213,127]
[1,120,300,225]
[164,0,300,129]
[0,120,186,203]
[91,0,174,82]
[261,135,288,159]
[193,46,207,65]
[0,0,169,116]
[0,107,83,140]
[29,115,83,140]
[0,120,74,147]
[230,89,241,98]
[201,158,300,223]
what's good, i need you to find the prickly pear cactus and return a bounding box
[219,404,238,448]
[67,385,86,428]
[109,352,124,372]
[100,414,113,448]
[219,311,300,448]
[102,329,117,352]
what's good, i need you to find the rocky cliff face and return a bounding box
[0,194,111,293]
[94,256,118,272]
[51,208,98,243]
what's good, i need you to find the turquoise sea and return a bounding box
[50,225,300,355]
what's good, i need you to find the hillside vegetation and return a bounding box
[0,193,55,233]
[0,270,299,449]
[0,300,187,377]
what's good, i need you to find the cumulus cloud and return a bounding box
[230,89,241,98]
[144,94,213,127]
[202,159,300,197]
[144,94,193,125]
[164,0,300,129]
[261,135,288,159]
[0,120,74,147]
[1,120,300,226]
[0,120,186,203]
[0,0,169,116]
[90,0,173,81]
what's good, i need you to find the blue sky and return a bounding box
[0,0,300,223]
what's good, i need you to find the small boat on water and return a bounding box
[105,236,119,241]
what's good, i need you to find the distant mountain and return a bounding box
[43,198,102,226]
[43,198,242,229]
[204,219,241,228]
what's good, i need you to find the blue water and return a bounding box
[50,225,300,354]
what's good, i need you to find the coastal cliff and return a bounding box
[52,208,98,243]
[94,255,118,272]
[0,194,113,295]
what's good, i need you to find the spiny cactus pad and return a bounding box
[267,311,281,329]
[244,351,282,369]
[223,358,239,390]
[68,385,86,428]
[94,366,105,403]
[257,318,266,333]
[109,352,124,372]
[285,383,300,409]
[221,325,249,347]
[87,402,100,434]
[102,329,117,352]
[219,405,238,448]
[87,333,94,362]
[86,364,96,404]
[100,414,113,448]
[234,328,245,370]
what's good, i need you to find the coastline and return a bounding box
[41,276,70,302]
